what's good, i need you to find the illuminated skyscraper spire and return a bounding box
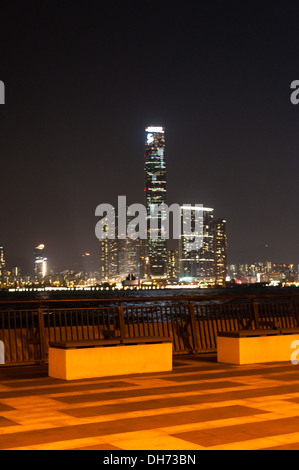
[144,126,167,277]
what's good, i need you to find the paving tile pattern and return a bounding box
[1,355,299,450]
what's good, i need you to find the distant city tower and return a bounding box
[0,245,6,284]
[179,206,215,281]
[34,244,47,281]
[213,219,227,286]
[144,126,167,277]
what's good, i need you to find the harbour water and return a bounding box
[0,285,298,308]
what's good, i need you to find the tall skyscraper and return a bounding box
[98,220,118,283]
[179,206,215,281]
[99,211,141,283]
[200,209,215,279]
[99,238,119,282]
[34,244,47,281]
[0,245,6,284]
[117,207,141,279]
[144,126,167,277]
[213,219,227,286]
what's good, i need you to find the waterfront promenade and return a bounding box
[1,354,299,450]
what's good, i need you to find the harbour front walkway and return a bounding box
[1,354,299,450]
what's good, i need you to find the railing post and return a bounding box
[0,340,4,364]
[37,307,46,363]
[189,302,200,352]
[117,305,126,338]
[252,301,260,329]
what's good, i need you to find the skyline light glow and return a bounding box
[0,2,298,274]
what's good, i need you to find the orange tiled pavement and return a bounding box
[1,354,299,450]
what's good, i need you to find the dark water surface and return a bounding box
[0,285,298,310]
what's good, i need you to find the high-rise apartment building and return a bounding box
[98,217,118,283]
[118,237,140,279]
[213,219,227,286]
[34,244,47,281]
[98,212,140,283]
[99,238,119,282]
[117,208,141,279]
[144,126,167,277]
[0,245,6,284]
[179,206,215,281]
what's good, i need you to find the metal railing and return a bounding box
[0,292,299,365]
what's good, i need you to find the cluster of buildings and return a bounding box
[0,126,227,290]
[97,214,227,288]
[227,262,298,286]
[2,126,296,291]
[0,243,48,288]
[98,126,227,288]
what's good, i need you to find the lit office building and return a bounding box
[179,206,215,281]
[213,219,227,286]
[118,237,140,279]
[144,126,167,277]
[139,239,150,279]
[99,238,119,282]
[34,244,47,281]
[0,245,6,284]
[99,211,141,283]
[117,208,141,279]
[167,249,179,279]
[98,219,118,283]
[266,261,272,273]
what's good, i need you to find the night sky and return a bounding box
[0,1,299,274]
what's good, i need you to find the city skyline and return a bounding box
[95,123,228,286]
[0,241,298,289]
[0,2,298,273]
[1,119,297,275]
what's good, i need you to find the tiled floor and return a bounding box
[1,354,299,450]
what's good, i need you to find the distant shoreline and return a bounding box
[0,284,298,302]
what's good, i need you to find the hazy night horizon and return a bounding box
[0,1,299,280]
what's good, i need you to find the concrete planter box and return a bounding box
[49,341,172,380]
[217,331,299,365]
